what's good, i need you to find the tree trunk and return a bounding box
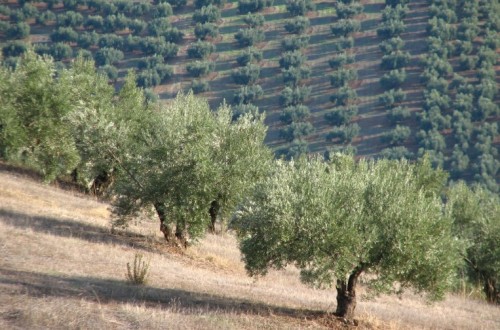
[175,222,189,248]
[209,200,220,234]
[154,203,173,241]
[335,265,364,321]
[90,170,113,196]
[484,276,498,304]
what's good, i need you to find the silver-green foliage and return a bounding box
[447,182,500,303]
[71,88,271,242]
[0,51,81,181]
[233,155,460,314]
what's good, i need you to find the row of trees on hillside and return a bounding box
[185,0,225,94]
[0,1,184,89]
[0,51,272,243]
[229,0,270,114]
[1,52,499,322]
[277,0,315,159]
[376,1,412,159]
[418,0,499,192]
[323,0,362,155]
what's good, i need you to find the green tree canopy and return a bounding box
[232,155,460,320]
[447,182,500,304]
[70,89,271,245]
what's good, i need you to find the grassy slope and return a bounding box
[1,167,500,329]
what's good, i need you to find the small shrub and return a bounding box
[328,52,355,69]
[281,35,310,51]
[163,27,184,43]
[377,19,405,38]
[280,86,311,106]
[280,122,315,142]
[3,41,29,58]
[243,13,265,28]
[280,105,311,124]
[195,0,226,9]
[232,103,260,120]
[152,2,173,18]
[381,125,411,145]
[231,64,260,85]
[330,68,357,88]
[126,253,150,285]
[279,50,306,69]
[6,22,30,39]
[238,0,273,14]
[330,86,357,106]
[187,40,216,59]
[282,66,311,86]
[335,2,363,19]
[94,47,124,66]
[330,19,361,38]
[236,47,263,66]
[193,5,221,24]
[380,51,410,70]
[325,123,360,143]
[186,60,215,77]
[147,17,171,36]
[233,85,264,104]
[379,37,405,54]
[334,36,354,51]
[234,28,265,47]
[191,79,211,94]
[380,69,407,89]
[388,106,411,124]
[98,64,118,81]
[286,0,315,16]
[284,16,310,34]
[194,23,219,40]
[136,69,161,88]
[324,106,358,126]
[50,27,78,43]
[379,146,413,160]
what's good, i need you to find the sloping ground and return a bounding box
[0,0,499,170]
[1,167,500,329]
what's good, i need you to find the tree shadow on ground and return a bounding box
[0,208,160,253]
[0,268,329,321]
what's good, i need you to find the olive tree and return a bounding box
[232,155,460,321]
[447,183,500,304]
[71,90,271,245]
[0,51,80,181]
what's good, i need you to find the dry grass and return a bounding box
[0,170,499,329]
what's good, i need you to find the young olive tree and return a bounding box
[232,155,460,321]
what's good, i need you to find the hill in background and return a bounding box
[0,0,498,190]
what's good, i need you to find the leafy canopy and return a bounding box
[232,155,460,300]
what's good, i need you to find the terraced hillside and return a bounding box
[0,0,499,190]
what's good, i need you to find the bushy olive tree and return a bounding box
[72,90,271,245]
[0,51,81,181]
[232,155,460,320]
[447,183,500,304]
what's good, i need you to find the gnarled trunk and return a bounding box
[154,203,173,241]
[209,200,220,234]
[335,265,364,321]
[90,170,114,196]
[175,222,189,248]
[484,276,498,304]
